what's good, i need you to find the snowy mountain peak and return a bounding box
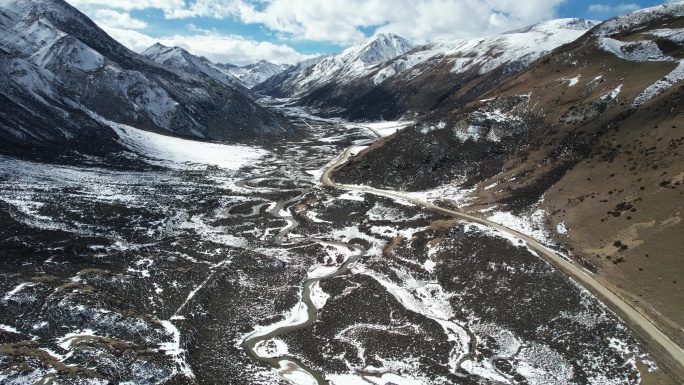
[342,33,416,66]
[507,18,600,34]
[142,43,190,62]
[144,42,168,53]
[592,1,684,36]
[218,60,290,88]
[141,42,253,93]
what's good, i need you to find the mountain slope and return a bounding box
[253,33,415,99]
[219,60,289,88]
[141,43,253,96]
[0,0,293,160]
[271,18,598,120]
[332,2,684,359]
[254,55,329,97]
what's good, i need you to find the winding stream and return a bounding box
[235,120,684,384]
[237,177,367,384]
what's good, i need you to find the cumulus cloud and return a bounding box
[94,9,147,29]
[67,0,185,11]
[67,0,579,64]
[103,26,316,65]
[587,3,641,14]
[227,0,567,44]
[71,0,569,45]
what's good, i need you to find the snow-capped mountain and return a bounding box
[254,33,415,98]
[334,7,684,192]
[0,0,292,160]
[254,55,330,97]
[142,43,252,96]
[218,60,290,88]
[257,19,598,120]
[373,18,599,85]
[333,4,684,349]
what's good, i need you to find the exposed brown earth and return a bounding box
[466,39,684,358]
[325,145,684,383]
[333,14,684,382]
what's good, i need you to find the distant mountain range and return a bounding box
[255,19,600,120]
[0,0,293,161]
[331,1,684,349]
[218,60,290,89]
[254,33,416,101]
[141,43,290,91]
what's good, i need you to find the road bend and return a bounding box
[321,146,684,377]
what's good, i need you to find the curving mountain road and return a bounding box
[321,146,684,377]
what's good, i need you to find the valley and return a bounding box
[0,105,674,384]
[1,1,683,384]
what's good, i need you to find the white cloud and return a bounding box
[235,0,564,44]
[225,0,567,44]
[66,0,185,11]
[68,0,577,65]
[588,3,641,14]
[162,0,238,19]
[94,9,147,29]
[100,27,157,52]
[103,26,316,65]
[74,0,568,45]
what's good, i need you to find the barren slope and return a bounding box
[333,3,684,362]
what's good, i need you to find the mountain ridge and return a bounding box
[0,0,295,161]
[253,33,415,99]
[255,18,598,121]
[141,42,253,96]
[331,2,684,362]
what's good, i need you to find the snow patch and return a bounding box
[598,84,622,102]
[339,191,366,201]
[487,209,552,245]
[597,37,670,62]
[633,61,684,107]
[310,281,330,309]
[566,74,580,87]
[254,338,289,358]
[99,115,268,171]
[0,324,21,334]
[556,222,568,235]
[159,320,195,378]
[58,329,98,350]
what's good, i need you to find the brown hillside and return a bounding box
[333,11,684,376]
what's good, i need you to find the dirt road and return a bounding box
[321,146,684,376]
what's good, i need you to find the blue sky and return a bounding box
[65,0,680,65]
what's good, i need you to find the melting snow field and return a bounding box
[595,30,684,106]
[345,121,414,137]
[0,101,653,384]
[486,208,554,246]
[108,117,268,170]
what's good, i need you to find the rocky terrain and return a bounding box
[0,0,293,162]
[333,2,684,374]
[219,60,291,89]
[255,19,598,121]
[0,106,661,384]
[1,0,683,384]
